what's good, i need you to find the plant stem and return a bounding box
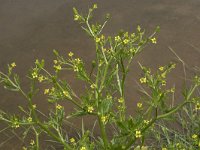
[98,116,109,148]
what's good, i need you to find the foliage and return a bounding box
[0,4,200,150]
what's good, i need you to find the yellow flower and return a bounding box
[56,104,63,110]
[54,65,62,71]
[101,115,108,124]
[22,146,27,150]
[192,134,198,139]
[115,36,121,42]
[38,75,44,82]
[90,83,96,89]
[73,66,79,72]
[63,91,69,97]
[87,106,94,113]
[30,139,35,145]
[74,15,80,21]
[162,148,167,150]
[135,130,142,138]
[161,73,166,78]
[32,104,37,109]
[93,4,97,9]
[170,88,175,93]
[75,58,81,64]
[195,102,200,110]
[27,117,32,122]
[144,120,149,124]
[95,37,101,43]
[11,62,16,68]
[32,72,38,79]
[44,89,49,95]
[151,37,157,44]
[140,77,147,83]
[70,138,75,143]
[80,146,86,150]
[118,97,124,103]
[123,39,129,44]
[161,80,166,86]
[159,66,164,71]
[53,60,58,64]
[68,52,74,57]
[137,102,143,108]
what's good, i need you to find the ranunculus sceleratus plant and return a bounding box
[0,4,200,150]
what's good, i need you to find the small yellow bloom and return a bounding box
[53,60,58,64]
[32,72,38,79]
[192,134,198,139]
[22,146,27,150]
[137,102,143,108]
[159,66,164,71]
[195,102,200,110]
[56,104,63,110]
[135,130,142,138]
[171,63,176,69]
[123,39,129,44]
[115,36,121,42]
[140,77,147,83]
[73,66,79,72]
[118,97,124,103]
[38,75,44,82]
[74,15,80,21]
[161,73,166,78]
[32,104,37,109]
[101,115,107,124]
[63,91,69,97]
[90,83,96,89]
[144,120,149,124]
[44,89,49,95]
[93,4,97,9]
[87,106,94,113]
[54,65,62,71]
[75,58,81,64]
[68,52,74,57]
[30,139,35,145]
[161,80,166,86]
[70,138,75,143]
[27,117,32,122]
[151,37,157,44]
[11,62,16,68]
[80,146,86,150]
[170,88,175,93]
[95,37,101,43]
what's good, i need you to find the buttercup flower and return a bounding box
[140,77,147,83]
[118,97,124,103]
[30,139,35,145]
[11,62,16,68]
[192,134,198,139]
[137,102,143,108]
[80,146,86,150]
[70,138,75,143]
[44,89,49,95]
[87,106,94,113]
[56,104,63,110]
[68,52,74,57]
[135,130,142,138]
[151,37,157,44]
[159,66,164,71]
[95,37,101,43]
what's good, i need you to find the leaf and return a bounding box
[66,110,87,119]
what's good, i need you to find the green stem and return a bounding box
[98,116,109,148]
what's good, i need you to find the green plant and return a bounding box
[0,4,199,150]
